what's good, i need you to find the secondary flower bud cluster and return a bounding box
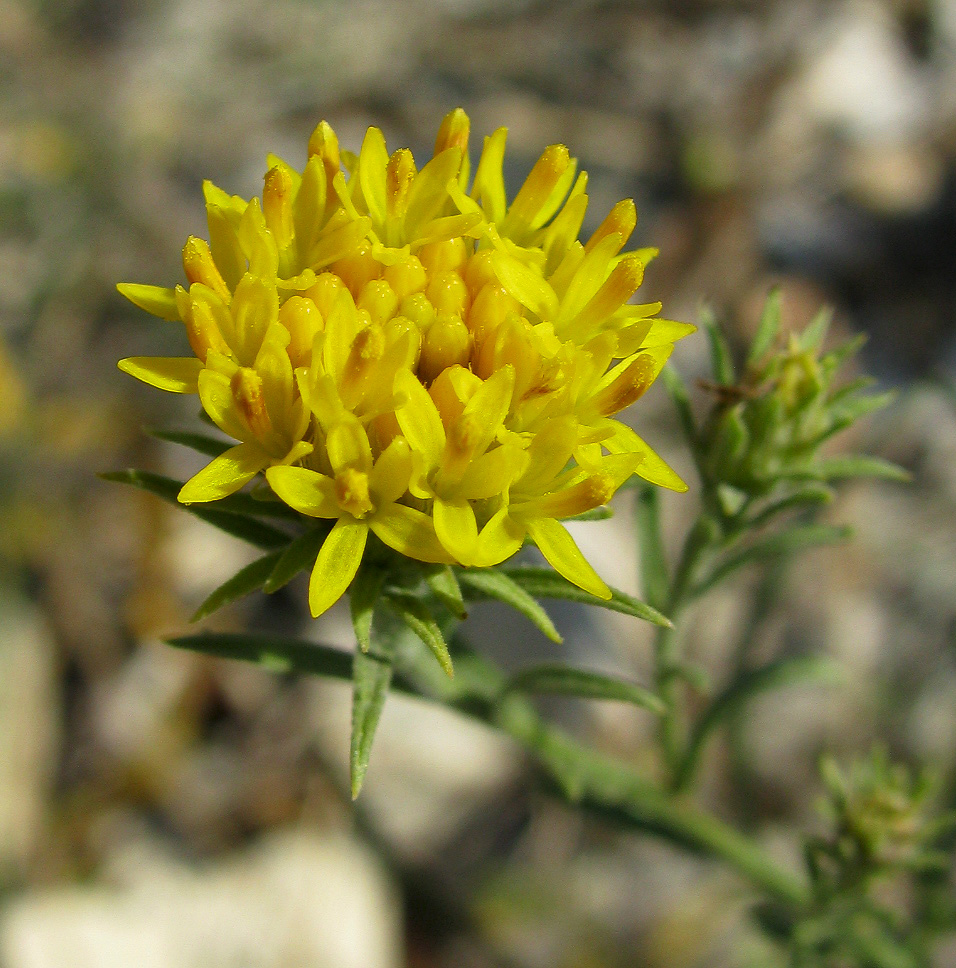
[119,109,693,616]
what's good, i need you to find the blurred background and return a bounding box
[1,0,955,965]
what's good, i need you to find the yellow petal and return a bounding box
[266,465,339,517]
[116,284,181,321]
[231,274,279,367]
[555,232,621,328]
[563,253,646,341]
[394,369,446,468]
[182,237,231,303]
[326,420,373,475]
[527,151,578,232]
[513,416,577,496]
[470,127,508,223]
[433,497,478,564]
[540,177,588,274]
[178,442,271,504]
[188,284,236,356]
[303,217,372,271]
[254,330,295,435]
[369,504,454,564]
[602,421,688,492]
[412,212,483,248]
[278,440,314,466]
[587,344,672,417]
[369,437,413,505]
[456,444,529,500]
[524,517,610,599]
[309,517,368,617]
[238,198,279,279]
[491,248,559,321]
[473,507,525,566]
[501,144,572,239]
[357,127,389,227]
[458,364,515,456]
[636,319,698,349]
[404,146,462,239]
[198,369,250,441]
[204,195,247,291]
[118,356,202,393]
[294,155,330,256]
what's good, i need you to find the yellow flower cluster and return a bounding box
[119,109,693,616]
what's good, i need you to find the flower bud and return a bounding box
[419,314,472,384]
[182,237,230,303]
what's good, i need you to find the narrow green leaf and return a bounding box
[826,375,876,406]
[747,288,781,365]
[147,427,232,458]
[384,592,453,677]
[745,485,834,530]
[505,663,665,714]
[425,565,467,619]
[191,549,285,621]
[167,632,354,681]
[808,456,910,483]
[500,567,672,628]
[635,485,669,613]
[351,640,395,799]
[660,365,697,451]
[457,568,562,643]
[711,406,750,466]
[678,656,842,787]
[820,332,866,374]
[692,524,852,598]
[703,309,735,385]
[350,564,386,653]
[216,491,303,521]
[798,304,832,351]
[101,470,293,548]
[830,389,895,423]
[265,527,327,592]
[660,661,710,693]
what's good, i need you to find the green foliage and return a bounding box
[350,620,399,799]
[756,750,956,966]
[491,567,672,627]
[101,470,296,547]
[191,550,285,622]
[382,590,454,678]
[676,656,843,788]
[694,296,903,500]
[504,664,666,714]
[456,567,562,642]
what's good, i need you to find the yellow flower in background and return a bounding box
[118,108,693,616]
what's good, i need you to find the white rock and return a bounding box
[798,0,930,145]
[0,829,401,968]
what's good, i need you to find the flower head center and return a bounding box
[334,468,375,518]
[231,367,271,438]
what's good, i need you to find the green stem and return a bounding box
[446,648,809,910]
[653,514,718,780]
[169,631,810,910]
[635,486,669,614]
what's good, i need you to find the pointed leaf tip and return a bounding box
[457,567,562,643]
[350,646,395,800]
[384,592,454,677]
